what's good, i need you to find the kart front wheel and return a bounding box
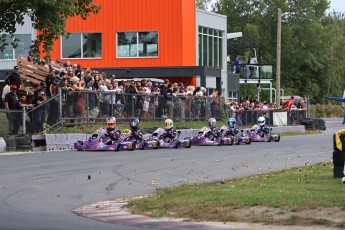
[218,140,223,146]
[173,141,179,148]
[153,140,159,149]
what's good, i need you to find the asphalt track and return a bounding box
[0,127,337,230]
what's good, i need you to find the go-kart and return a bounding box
[245,125,280,142]
[152,128,192,148]
[220,126,251,145]
[191,127,227,146]
[74,128,120,151]
[119,129,159,151]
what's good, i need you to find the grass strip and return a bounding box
[127,162,345,227]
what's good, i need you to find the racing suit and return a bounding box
[258,125,270,138]
[162,128,177,142]
[208,127,220,141]
[127,129,143,142]
[106,128,121,144]
[224,127,239,137]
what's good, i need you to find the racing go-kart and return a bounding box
[152,128,192,148]
[119,129,159,151]
[245,125,280,142]
[220,126,251,145]
[74,128,121,151]
[191,127,230,146]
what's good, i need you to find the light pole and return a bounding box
[276,8,282,108]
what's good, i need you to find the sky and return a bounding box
[328,0,345,13]
[208,0,345,13]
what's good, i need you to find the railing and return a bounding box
[0,89,308,137]
[227,64,273,80]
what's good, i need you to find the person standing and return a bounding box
[234,55,241,73]
[5,66,21,91]
[4,85,19,135]
[249,55,258,78]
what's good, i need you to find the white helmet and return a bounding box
[257,116,265,127]
[165,119,173,129]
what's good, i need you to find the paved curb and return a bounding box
[73,197,236,230]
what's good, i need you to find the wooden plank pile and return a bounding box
[16,56,60,87]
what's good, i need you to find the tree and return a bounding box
[196,0,211,10]
[0,0,100,59]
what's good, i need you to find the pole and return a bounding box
[276,8,282,108]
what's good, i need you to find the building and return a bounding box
[0,0,228,96]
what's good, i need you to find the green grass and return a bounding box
[127,162,345,227]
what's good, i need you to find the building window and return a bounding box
[0,34,31,60]
[62,33,102,59]
[117,31,158,58]
[198,26,224,69]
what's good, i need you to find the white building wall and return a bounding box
[0,14,36,70]
[196,9,227,95]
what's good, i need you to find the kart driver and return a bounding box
[126,118,143,142]
[162,118,177,142]
[224,118,239,137]
[257,116,270,137]
[207,117,220,141]
[105,116,121,143]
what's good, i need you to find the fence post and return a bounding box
[86,91,89,125]
[22,107,26,135]
[58,87,62,123]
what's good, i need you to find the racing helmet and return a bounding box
[227,118,236,128]
[165,119,174,129]
[106,116,116,129]
[257,116,266,127]
[130,118,140,131]
[208,117,217,129]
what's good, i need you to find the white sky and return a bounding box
[208,0,345,13]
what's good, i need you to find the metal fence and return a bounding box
[0,89,309,137]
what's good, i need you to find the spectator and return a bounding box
[72,77,86,123]
[99,79,111,118]
[15,94,34,133]
[47,78,60,126]
[1,83,10,106]
[234,55,241,73]
[45,68,54,98]
[31,90,47,133]
[4,85,19,135]
[5,66,21,91]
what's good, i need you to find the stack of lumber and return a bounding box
[16,56,60,86]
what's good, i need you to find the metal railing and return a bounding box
[0,89,309,137]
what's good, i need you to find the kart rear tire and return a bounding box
[245,138,251,144]
[235,139,240,145]
[140,141,145,150]
[267,137,272,142]
[185,138,192,148]
[218,140,223,146]
[274,135,281,142]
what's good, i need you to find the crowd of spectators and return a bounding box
[1,57,308,135]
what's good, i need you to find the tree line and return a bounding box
[204,0,345,103]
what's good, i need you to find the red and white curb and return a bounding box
[73,197,238,229]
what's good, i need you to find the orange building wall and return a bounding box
[48,0,196,71]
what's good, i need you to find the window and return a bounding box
[198,26,224,69]
[117,31,158,58]
[62,33,102,59]
[0,34,31,60]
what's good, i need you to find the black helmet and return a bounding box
[130,118,139,130]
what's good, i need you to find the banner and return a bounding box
[273,112,287,126]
